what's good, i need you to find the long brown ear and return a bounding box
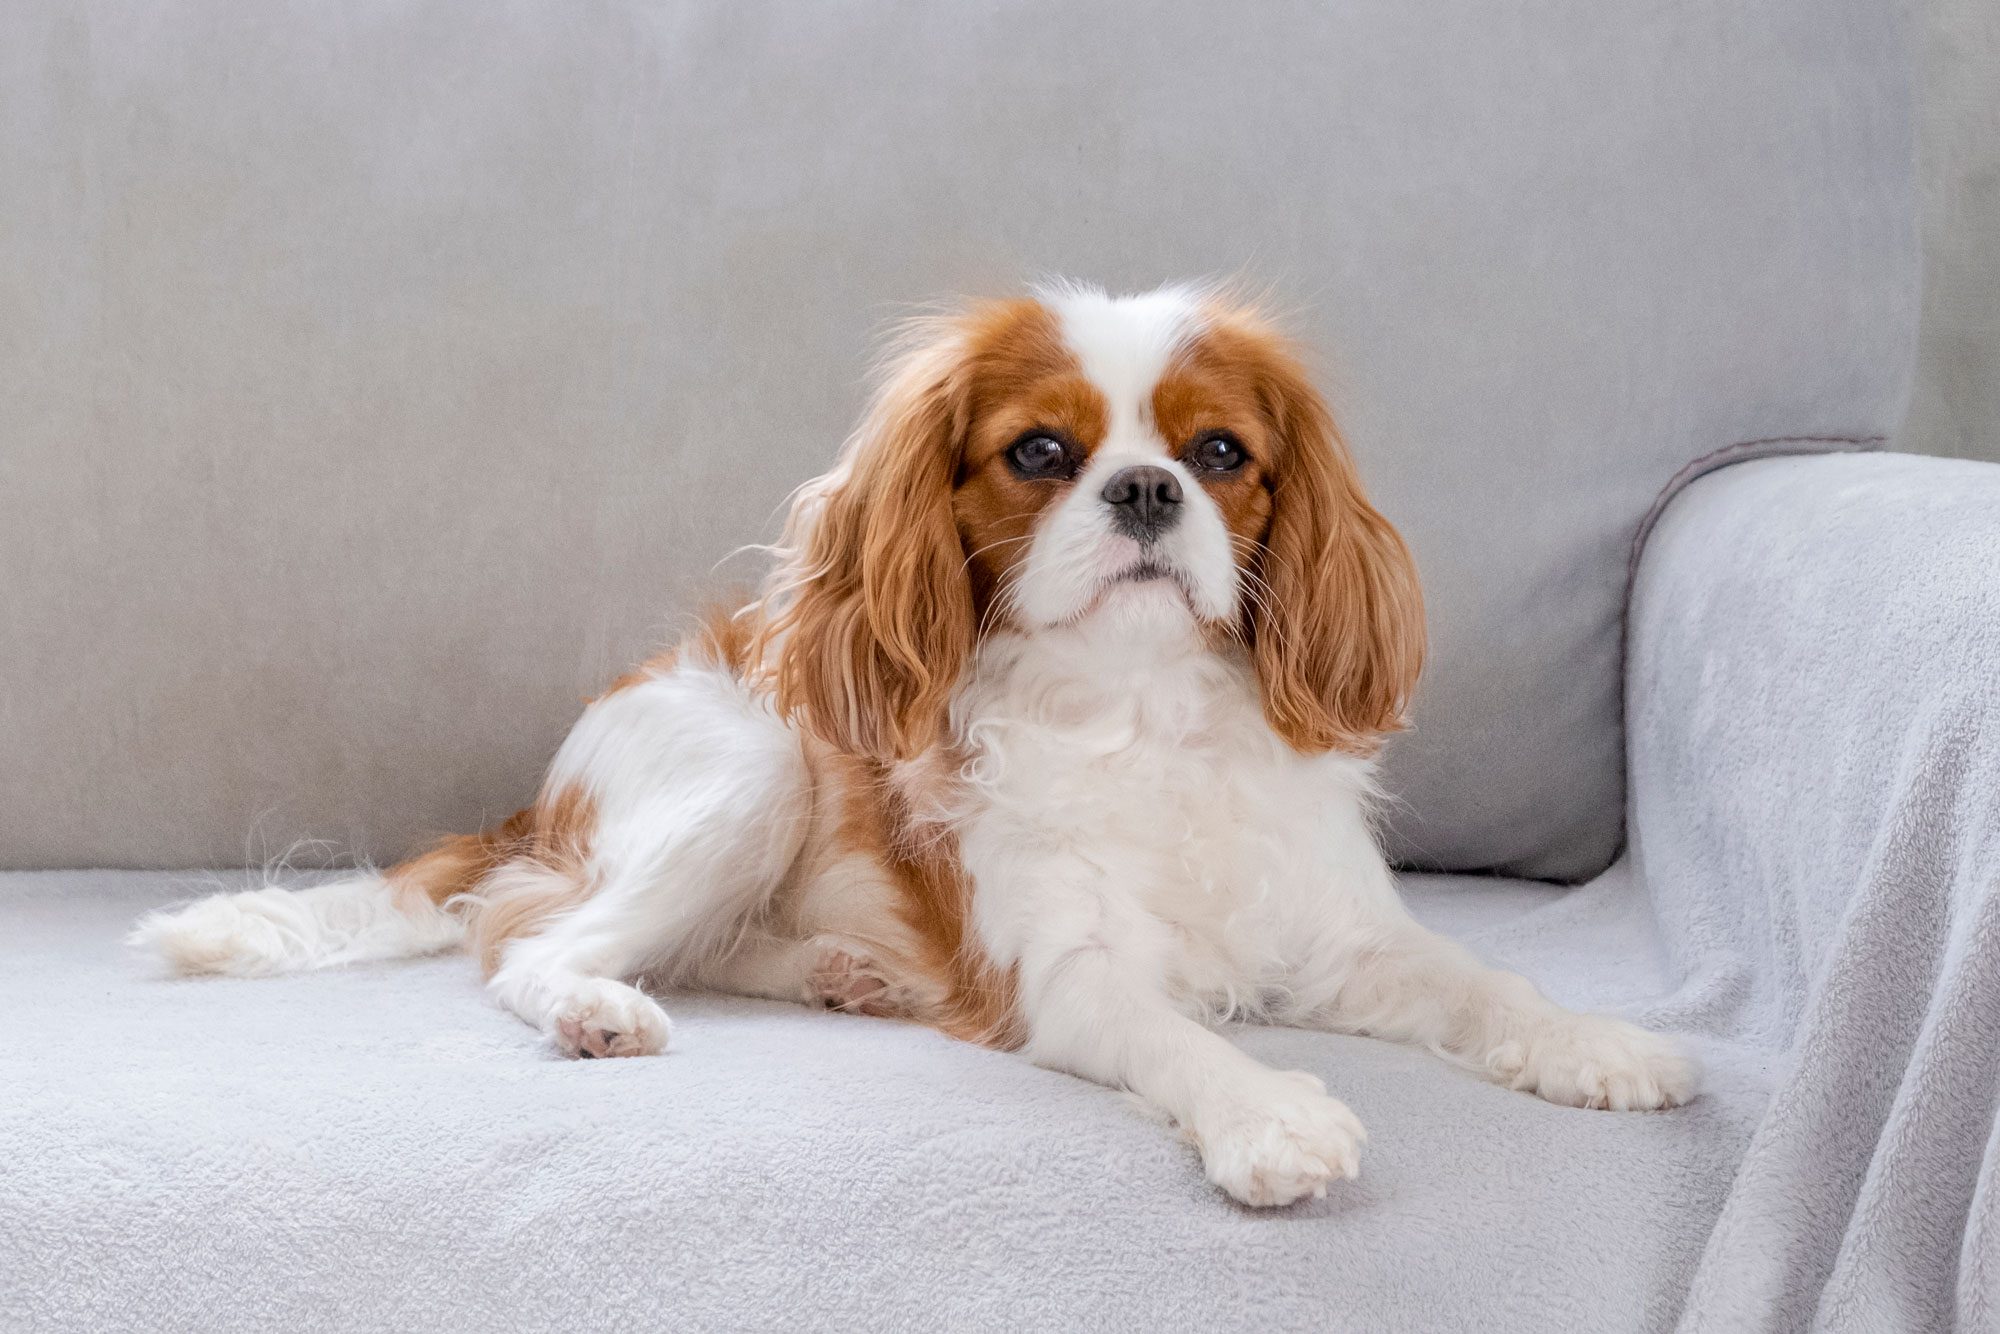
[761,327,975,761]
[1249,342,1425,756]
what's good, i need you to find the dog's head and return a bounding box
[762,283,1424,762]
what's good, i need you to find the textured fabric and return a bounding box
[1627,453,2000,1331]
[6,452,1990,1331]
[0,0,1917,879]
[0,868,1764,1333]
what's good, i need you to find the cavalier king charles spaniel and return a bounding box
[134,282,1694,1206]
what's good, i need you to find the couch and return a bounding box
[5,2,1991,1330]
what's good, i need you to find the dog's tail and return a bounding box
[127,825,519,977]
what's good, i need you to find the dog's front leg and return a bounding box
[1289,899,1698,1112]
[980,858,1364,1206]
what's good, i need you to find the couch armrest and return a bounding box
[1625,450,2000,1328]
[1627,450,2000,1033]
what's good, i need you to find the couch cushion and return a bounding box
[1,870,1765,1331]
[0,1,1915,877]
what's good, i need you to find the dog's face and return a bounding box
[952,287,1265,633]
[766,284,1424,762]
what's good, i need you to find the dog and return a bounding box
[132,282,1694,1206]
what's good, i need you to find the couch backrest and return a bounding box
[0,1,1917,878]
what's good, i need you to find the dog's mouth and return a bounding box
[1097,558,1197,612]
[1115,560,1178,585]
[1060,555,1202,627]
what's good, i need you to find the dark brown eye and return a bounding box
[1007,434,1072,477]
[1187,432,1246,472]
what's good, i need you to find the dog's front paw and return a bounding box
[1490,1014,1696,1111]
[547,978,672,1059]
[1191,1072,1366,1207]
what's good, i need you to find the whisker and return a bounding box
[959,531,1036,574]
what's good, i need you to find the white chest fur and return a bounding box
[944,606,1387,1020]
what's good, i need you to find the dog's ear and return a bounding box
[1243,330,1424,756]
[764,326,977,761]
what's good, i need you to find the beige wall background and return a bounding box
[1907,0,2000,462]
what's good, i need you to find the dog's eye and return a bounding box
[1186,432,1246,473]
[1007,434,1072,478]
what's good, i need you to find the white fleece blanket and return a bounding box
[1627,453,2000,1331]
[0,868,1762,1333]
[1,453,1990,1332]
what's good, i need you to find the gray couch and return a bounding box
[4,2,1992,1330]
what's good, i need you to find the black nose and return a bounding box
[1100,465,1184,540]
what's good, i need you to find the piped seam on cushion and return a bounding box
[1625,435,1887,586]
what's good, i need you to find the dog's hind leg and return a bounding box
[478,656,813,1058]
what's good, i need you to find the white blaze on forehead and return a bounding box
[1040,283,1204,455]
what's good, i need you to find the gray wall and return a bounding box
[1905,0,2000,463]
